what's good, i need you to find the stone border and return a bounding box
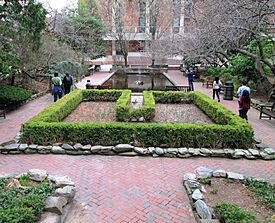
[0,169,76,223]
[0,143,274,160]
[183,166,271,223]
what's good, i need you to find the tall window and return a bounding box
[139,1,146,33]
[150,2,156,34]
[173,0,181,33]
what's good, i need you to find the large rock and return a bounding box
[49,175,75,187]
[113,144,134,153]
[264,148,275,155]
[82,145,92,150]
[248,149,260,156]
[134,147,149,155]
[29,144,38,150]
[213,169,226,178]
[62,144,74,150]
[28,169,47,182]
[223,149,234,157]
[91,145,114,154]
[155,147,164,155]
[24,148,37,154]
[54,186,76,202]
[178,147,188,155]
[183,173,197,181]
[167,148,178,155]
[66,150,85,155]
[200,148,212,156]
[186,180,201,189]
[38,212,61,223]
[3,144,19,151]
[37,146,52,154]
[195,200,212,219]
[74,143,83,150]
[19,144,28,151]
[211,150,225,157]
[227,172,244,180]
[260,152,275,160]
[192,189,204,200]
[196,167,213,178]
[51,146,66,154]
[44,196,67,215]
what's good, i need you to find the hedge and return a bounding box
[21,90,254,148]
[152,91,192,104]
[0,85,32,105]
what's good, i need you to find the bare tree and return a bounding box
[95,0,141,66]
[175,0,275,77]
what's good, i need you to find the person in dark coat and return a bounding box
[187,67,195,91]
[63,72,73,94]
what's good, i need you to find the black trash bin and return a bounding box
[223,81,234,100]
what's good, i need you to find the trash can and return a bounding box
[223,81,234,100]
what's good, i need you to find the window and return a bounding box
[139,1,146,33]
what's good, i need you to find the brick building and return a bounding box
[93,0,196,58]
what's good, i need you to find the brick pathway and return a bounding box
[0,155,274,223]
[0,94,52,144]
[0,69,274,223]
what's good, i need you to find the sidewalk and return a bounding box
[0,94,52,144]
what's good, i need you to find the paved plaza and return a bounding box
[0,70,274,223]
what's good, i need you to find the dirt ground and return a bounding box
[203,178,274,222]
[64,102,214,124]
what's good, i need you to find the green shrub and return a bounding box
[244,179,275,209]
[115,90,131,121]
[152,91,192,103]
[0,85,32,105]
[21,90,254,148]
[82,89,124,101]
[0,179,53,223]
[214,202,259,223]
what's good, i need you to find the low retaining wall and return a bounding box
[0,143,274,160]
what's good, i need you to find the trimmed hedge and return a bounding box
[153,91,192,104]
[21,90,254,148]
[0,85,32,105]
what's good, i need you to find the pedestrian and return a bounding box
[187,67,195,91]
[51,72,63,102]
[63,72,73,94]
[239,89,251,121]
[237,80,250,99]
[213,76,222,102]
[237,81,250,117]
[86,80,92,89]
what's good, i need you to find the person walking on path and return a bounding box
[237,81,251,117]
[63,72,73,94]
[52,72,63,102]
[213,77,222,102]
[187,67,195,91]
[239,89,251,120]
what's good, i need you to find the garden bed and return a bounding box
[153,104,213,124]
[203,178,274,222]
[0,169,76,223]
[183,167,275,223]
[64,102,116,122]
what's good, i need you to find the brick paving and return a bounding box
[0,94,52,144]
[0,155,274,223]
[0,69,274,222]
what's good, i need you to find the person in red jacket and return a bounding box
[239,89,251,121]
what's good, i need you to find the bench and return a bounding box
[165,85,189,92]
[0,104,6,119]
[96,83,112,90]
[259,102,275,120]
